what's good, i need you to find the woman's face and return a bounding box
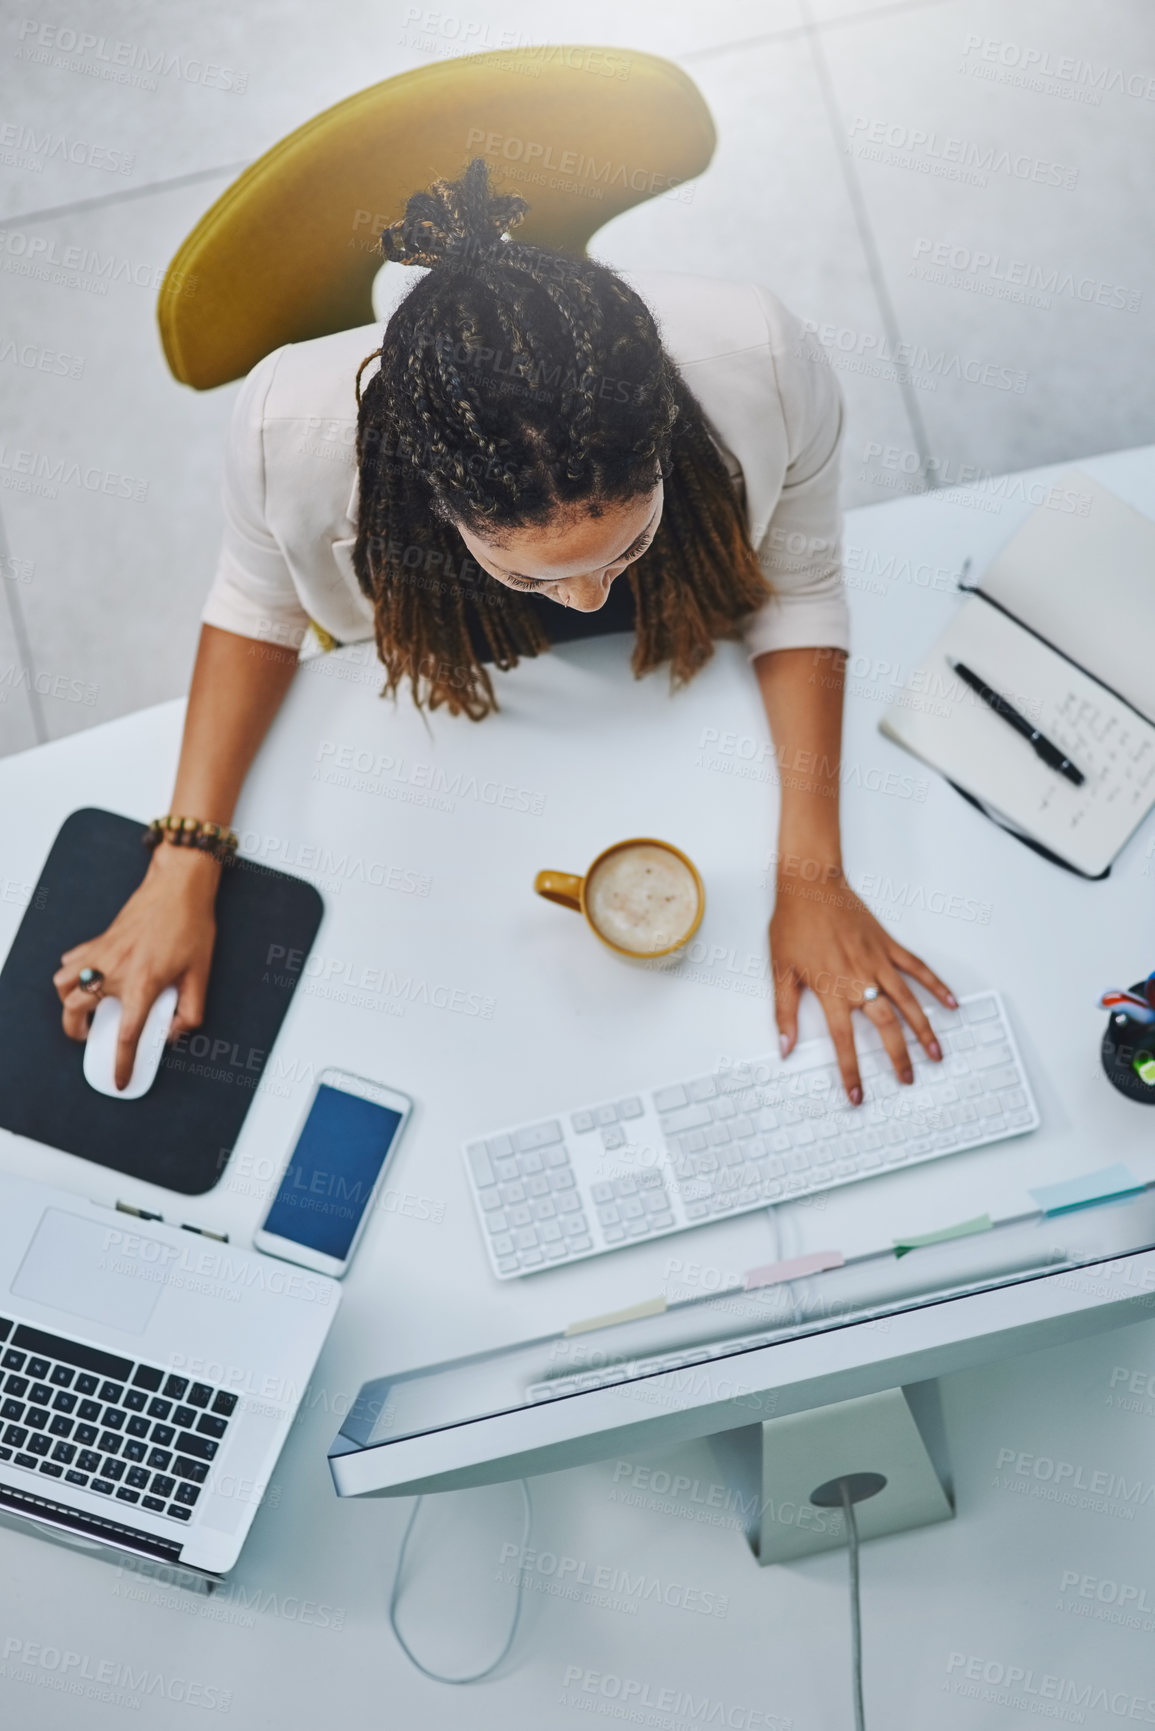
[454,478,664,612]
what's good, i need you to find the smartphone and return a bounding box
[252,1068,412,1278]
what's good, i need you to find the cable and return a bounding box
[388,1480,533,1684]
[839,1479,866,1731]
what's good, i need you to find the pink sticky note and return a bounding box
[744,1250,845,1290]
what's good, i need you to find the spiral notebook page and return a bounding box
[879,601,1155,877]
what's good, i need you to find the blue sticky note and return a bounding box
[1030,1164,1145,1217]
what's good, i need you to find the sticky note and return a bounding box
[744,1250,845,1290]
[564,1296,667,1337]
[1029,1164,1145,1217]
[894,1215,994,1258]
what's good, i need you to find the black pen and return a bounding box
[949,661,1085,787]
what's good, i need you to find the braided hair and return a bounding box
[353,156,773,720]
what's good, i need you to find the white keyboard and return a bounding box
[463,992,1039,1279]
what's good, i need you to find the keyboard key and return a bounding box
[175,1431,218,1462]
[90,1479,114,1496]
[148,1448,173,1471]
[150,1424,175,1447]
[122,1440,148,1463]
[123,1389,148,1412]
[101,1407,125,1430]
[39,1461,63,1478]
[494,1157,519,1183]
[591,1182,613,1203]
[48,1416,72,1438]
[172,1405,197,1428]
[74,1373,99,1396]
[26,1382,50,1407]
[548,1168,575,1190]
[4,1375,28,1399]
[1,1400,24,1423]
[168,1504,193,1521]
[518,1152,544,1175]
[514,1121,562,1152]
[116,1488,140,1504]
[65,1470,89,1487]
[49,1365,74,1388]
[962,996,998,1022]
[1,1350,25,1371]
[163,1376,189,1400]
[601,1126,626,1151]
[617,1098,643,1119]
[187,1384,213,1410]
[126,1466,150,1489]
[688,1078,716,1102]
[78,1450,102,1473]
[142,1496,166,1512]
[51,1441,76,1464]
[662,1104,712,1135]
[175,1482,201,1507]
[2,1424,27,1449]
[486,1133,513,1159]
[98,1382,124,1404]
[653,1085,687,1112]
[151,1473,176,1498]
[28,1433,51,1457]
[466,1143,495,1188]
[98,1431,122,1454]
[571,1110,594,1133]
[562,1216,589,1237]
[485,1211,509,1235]
[25,1358,51,1380]
[568,1236,592,1253]
[479,1190,504,1212]
[103,1458,126,1481]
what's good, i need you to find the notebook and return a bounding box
[879,470,1155,878]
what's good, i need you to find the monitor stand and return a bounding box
[708,1381,954,1565]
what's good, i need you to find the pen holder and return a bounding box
[1101,980,1155,1105]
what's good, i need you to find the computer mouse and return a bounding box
[82,986,179,1099]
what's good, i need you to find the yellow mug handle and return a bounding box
[534,870,584,912]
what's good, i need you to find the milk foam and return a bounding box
[586,845,699,955]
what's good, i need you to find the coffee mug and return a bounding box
[534,837,705,960]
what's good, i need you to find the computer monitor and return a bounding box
[329,1188,1155,1498]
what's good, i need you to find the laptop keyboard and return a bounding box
[0,1318,237,1525]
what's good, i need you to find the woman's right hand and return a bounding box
[53,846,222,1091]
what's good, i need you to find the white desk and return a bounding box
[2,446,1154,1728]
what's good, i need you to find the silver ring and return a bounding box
[860,985,880,1004]
[78,966,105,999]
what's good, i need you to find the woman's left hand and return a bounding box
[768,866,958,1104]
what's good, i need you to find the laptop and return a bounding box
[0,1169,340,1579]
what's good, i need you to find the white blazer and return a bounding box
[201,267,850,662]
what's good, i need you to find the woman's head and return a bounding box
[353,157,770,717]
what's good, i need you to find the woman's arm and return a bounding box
[754,645,957,1103]
[53,624,300,1088]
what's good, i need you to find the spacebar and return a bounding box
[11,1323,133,1381]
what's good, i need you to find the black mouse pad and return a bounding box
[0,808,324,1195]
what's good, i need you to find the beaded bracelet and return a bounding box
[142,816,238,864]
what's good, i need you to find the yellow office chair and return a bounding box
[158,46,716,390]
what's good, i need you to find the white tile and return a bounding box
[0,0,802,219]
[590,34,923,506]
[817,0,1155,481]
[0,176,241,742]
[0,534,41,756]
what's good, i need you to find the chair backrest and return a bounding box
[158,46,716,390]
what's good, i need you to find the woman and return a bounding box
[54,159,956,1096]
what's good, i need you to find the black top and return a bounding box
[465,576,638,664]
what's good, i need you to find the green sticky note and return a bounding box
[894,1214,994,1258]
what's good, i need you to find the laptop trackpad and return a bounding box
[10,1209,166,1335]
